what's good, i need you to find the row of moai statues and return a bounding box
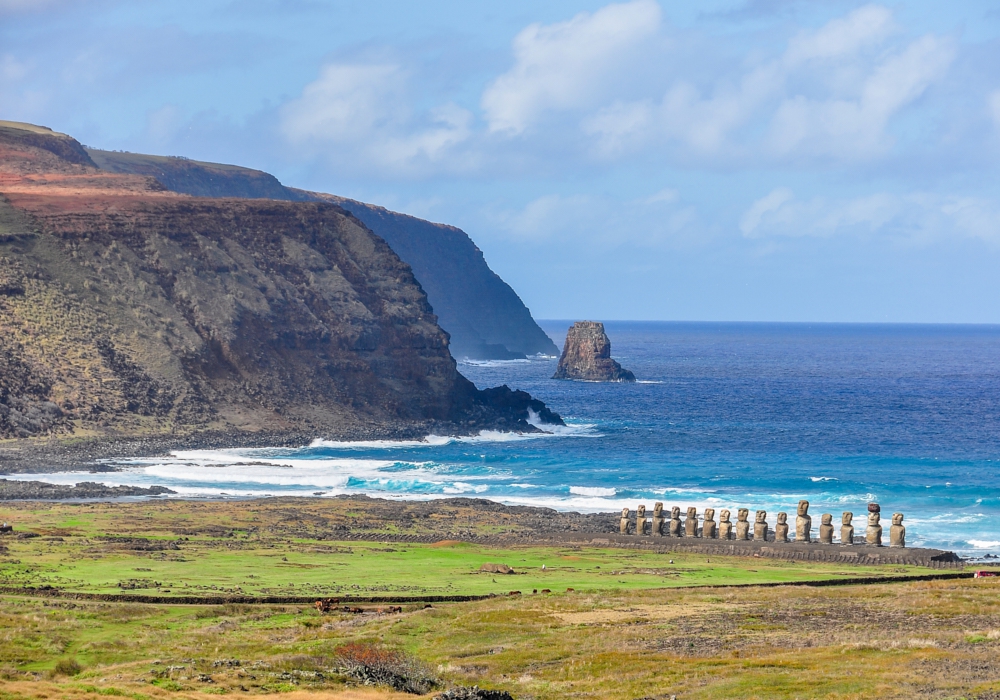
[619,501,905,547]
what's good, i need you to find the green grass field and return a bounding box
[0,500,933,597]
[0,536,932,597]
[0,499,994,699]
[2,577,1000,699]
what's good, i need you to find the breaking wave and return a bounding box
[569,486,616,497]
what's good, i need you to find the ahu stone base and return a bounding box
[555,533,962,568]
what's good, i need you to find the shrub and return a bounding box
[333,641,436,694]
[53,658,82,676]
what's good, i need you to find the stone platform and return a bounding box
[542,532,962,568]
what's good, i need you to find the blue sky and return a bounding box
[3,0,1000,322]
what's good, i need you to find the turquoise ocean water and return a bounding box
[13,321,1000,556]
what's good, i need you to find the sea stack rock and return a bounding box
[553,322,635,382]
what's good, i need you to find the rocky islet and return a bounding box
[552,321,635,382]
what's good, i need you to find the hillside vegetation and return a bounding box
[0,498,997,699]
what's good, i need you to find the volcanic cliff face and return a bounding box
[86,148,558,360]
[309,196,558,360]
[0,121,561,439]
[553,321,635,382]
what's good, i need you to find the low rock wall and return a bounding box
[549,533,962,567]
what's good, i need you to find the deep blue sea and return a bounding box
[16,321,1000,555]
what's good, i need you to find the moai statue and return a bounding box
[753,510,768,541]
[636,505,647,536]
[668,506,682,537]
[684,507,699,537]
[819,514,834,544]
[703,508,717,539]
[866,503,882,546]
[718,509,733,540]
[619,507,630,535]
[775,512,789,543]
[651,502,665,537]
[735,508,750,541]
[841,512,855,545]
[890,512,905,548]
[796,500,812,543]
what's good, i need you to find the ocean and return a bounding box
[14,321,1000,556]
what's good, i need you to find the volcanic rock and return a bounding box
[552,321,635,382]
[86,149,558,361]
[0,479,175,499]
[0,120,562,440]
[479,562,515,574]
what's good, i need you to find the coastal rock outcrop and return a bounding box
[552,322,635,382]
[0,479,175,499]
[86,149,558,361]
[0,120,562,440]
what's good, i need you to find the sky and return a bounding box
[2,0,1000,323]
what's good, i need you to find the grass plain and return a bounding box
[0,499,935,597]
[0,498,997,700]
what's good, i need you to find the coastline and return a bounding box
[0,493,963,568]
[0,420,521,474]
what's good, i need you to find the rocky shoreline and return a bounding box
[0,478,175,499]
[0,415,553,474]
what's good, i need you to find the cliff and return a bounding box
[553,321,635,382]
[0,120,562,440]
[87,149,314,201]
[302,194,558,360]
[86,149,557,360]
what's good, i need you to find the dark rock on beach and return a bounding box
[553,321,635,382]
[473,385,564,426]
[0,478,175,500]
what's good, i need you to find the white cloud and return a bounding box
[740,188,1000,243]
[939,197,1000,242]
[783,4,894,64]
[645,187,678,204]
[481,0,661,135]
[281,64,403,143]
[495,188,698,248]
[0,54,27,81]
[280,63,473,175]
[145,104,184,146]
[580,4,954,163]
[267,3,966,179]
[501,194,594,239]
[582,99,655,157]
[0,0,62,13]
[740,187,793,235]
[990,91,1000,129]
[768,34,955,159]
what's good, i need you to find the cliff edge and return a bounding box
[86,149,557,360]
[0,121,562,441]
[307,195,558,360]
[553,322,635,382]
